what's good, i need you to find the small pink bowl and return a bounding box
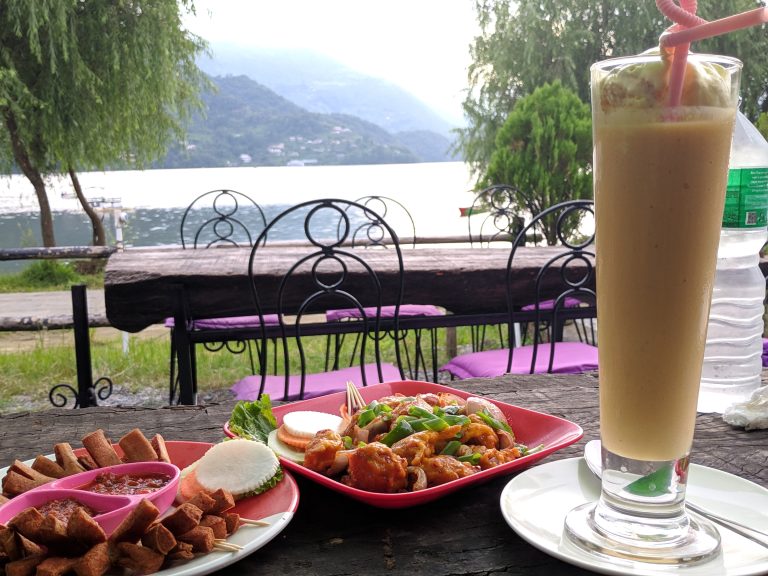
[0,461,179,535]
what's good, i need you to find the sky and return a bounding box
[184,0,480,125]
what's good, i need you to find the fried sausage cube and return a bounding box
[116,542,165,575]
[36,556,78,576]
[186,492,216,514]
[222,512,241,536]
[160,503,203,536]
[168,541,195,562]
[67,508,107,547]
[53,443,86,476]
[150,435,171,464]
[177,525,215,554]
[2,470,48,496]
[199,515,227,539]
[7,507,45,542]
[4,555,45,576]
[206,489,235,514]
[141,523,177,555]
[74,542,111,576]
[118,429,158,463]
[31,456,66,479]
[108,499,159,545]
[1,524,22,560]
[81,430,121,468]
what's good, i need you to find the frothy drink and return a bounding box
[593,54,738,462]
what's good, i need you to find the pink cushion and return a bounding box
[326,304,444,322]
[164,314,280,329]
[763,338,768,367]
[520,297,583,311]
[440,342,598,379]
[231,362,403,402]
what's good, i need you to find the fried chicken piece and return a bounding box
[459,423,498,449]
[304,430,344,476]
[391,425,461,466]
[477,446,523,470]
[419,456,479,486]
[344,442,408,493]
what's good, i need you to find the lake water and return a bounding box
[0,162,477,270]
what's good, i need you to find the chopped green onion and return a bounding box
[440,440,461,456]
[378,404,392,413]
[518,443,544,456]
[441,405,462,415]
[342,436,354,450]
[380,420,415,446]
[476,410,513,433]
[444,414,470,426]
[458,453,482,465]
[408,406,435,419]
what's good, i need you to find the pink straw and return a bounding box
[656,0,706,108]
[661,7,768,47]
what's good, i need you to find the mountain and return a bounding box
[158,75,423,168]
[198,44,458,138]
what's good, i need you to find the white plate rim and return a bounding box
[499,457,768,576]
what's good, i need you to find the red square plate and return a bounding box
[228,380,583,508]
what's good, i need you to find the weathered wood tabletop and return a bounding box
[2,373,765,575]
[104,246,582,332]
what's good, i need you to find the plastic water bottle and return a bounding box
[698,112,768,413]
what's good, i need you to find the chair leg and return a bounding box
[168,328,178,404]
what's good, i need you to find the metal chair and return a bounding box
[465,184,527,351]
[168,189,270,404]
[440,200,598,379]
[324,195,444,381]
[230,199,406,402]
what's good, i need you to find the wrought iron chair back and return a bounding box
[505,199,596,373]
[467,184,527,247]
[248,199,406,400]
[346,195,417,248]
[180,189,267,249]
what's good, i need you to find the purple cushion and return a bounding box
[326,304,444,322]
[439,342,598,379]
[164,314,280,329]
[521,297,583,311]
[231,363,402,402]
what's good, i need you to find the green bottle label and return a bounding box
[722,167,768,228]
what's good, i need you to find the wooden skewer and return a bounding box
[346,380,366,413]
[240,517,271,527]
[214,540,243,552]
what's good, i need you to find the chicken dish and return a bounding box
[303,392,540,493]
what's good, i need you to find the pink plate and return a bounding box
[0,441,299,544]
[225,380,583,508]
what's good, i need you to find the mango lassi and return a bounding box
[593,54,739,462]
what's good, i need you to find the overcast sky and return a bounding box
[184,0,479,125]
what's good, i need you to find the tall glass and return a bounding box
[564,52,742,564]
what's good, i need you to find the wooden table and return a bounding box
[104,246,581,333]
[2,373,765,575]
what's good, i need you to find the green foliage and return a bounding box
[483,82,592,245]
[0,1,210,245]
[758,112,768,140]
[19,261,81,288]
[458,0,768,178]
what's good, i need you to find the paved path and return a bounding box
[0,289,107,329]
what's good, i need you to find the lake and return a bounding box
[0,162,477,270]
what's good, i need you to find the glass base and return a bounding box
[564,500,721,565]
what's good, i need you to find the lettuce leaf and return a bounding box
[241,467,284,498]
[228,395,278,444]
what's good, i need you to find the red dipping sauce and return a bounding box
[37,498,96,524]
[83,472,171,495]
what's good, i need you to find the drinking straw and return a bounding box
[661,7,768,47]
[656,0,706,108]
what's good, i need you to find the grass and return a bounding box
[0,261,508,412]
[0,322,504,413]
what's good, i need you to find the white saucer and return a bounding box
[500,458,768,576]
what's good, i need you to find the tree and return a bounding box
[458,0,768,178]
[482,82,592,245]
[0,1,209,246]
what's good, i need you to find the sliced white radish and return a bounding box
[281,411,343,438]
[267,429,306,463]
[193,439,279,497]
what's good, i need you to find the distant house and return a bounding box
[267,143,284,155]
